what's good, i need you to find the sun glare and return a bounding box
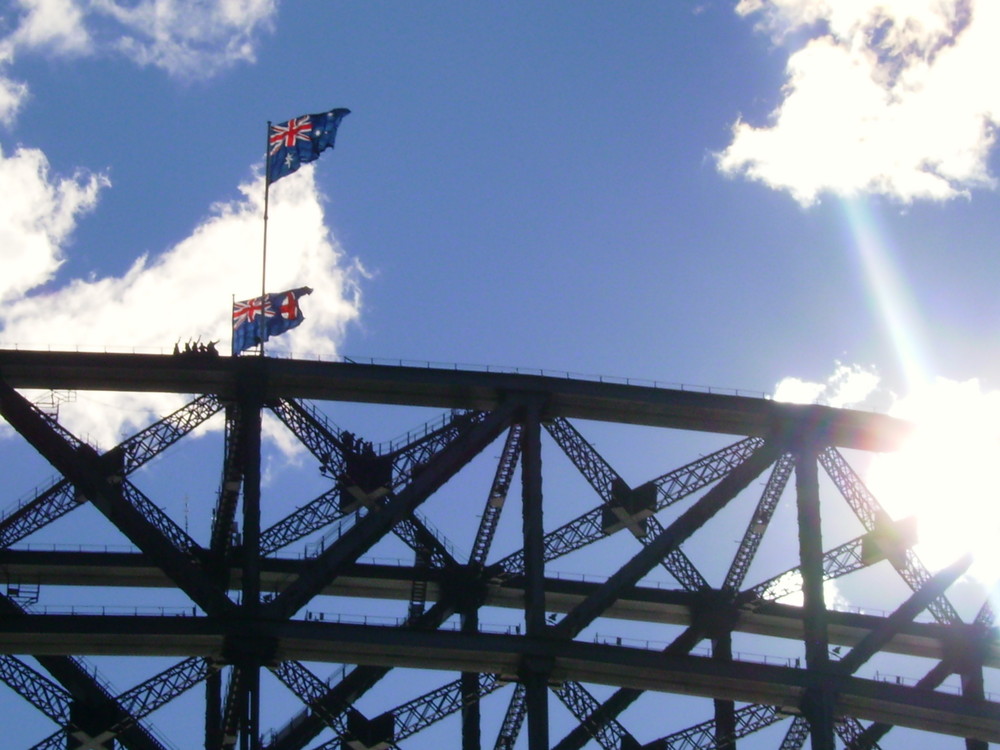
[865,379,1000,597]
[832,195,999,614]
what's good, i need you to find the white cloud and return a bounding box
[0,43,29,125]
[6,0,91,55]
[773,376,826,405]
[0,71,28,125]
[774,362,881,408]
[90,0,278,78]
[736,0,969,51]
[0,144,108,304]
[719,0,1000,204]
[0,0,277,86]
[0,166,363,447]
[0,0,276,128]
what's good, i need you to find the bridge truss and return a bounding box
[0,350,996,749]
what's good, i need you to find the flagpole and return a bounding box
[230,293,236,356]
[260,120,271,357]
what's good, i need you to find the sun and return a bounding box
[865,378,1000,597]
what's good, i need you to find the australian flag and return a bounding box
[267,109,350,184]
[232,287,314,355]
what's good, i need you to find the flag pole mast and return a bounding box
[260,121,272,357]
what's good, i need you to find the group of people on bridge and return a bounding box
[173,339,219,357]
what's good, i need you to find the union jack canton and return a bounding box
[267,109,350,184]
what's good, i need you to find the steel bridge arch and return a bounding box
[0,350,995,750]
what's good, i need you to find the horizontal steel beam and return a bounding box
[0,615,995,743]
[0,351,910,450]
[1,550,995,668]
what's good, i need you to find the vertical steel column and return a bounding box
[958,622,987,750]
[961,668,987,750]
[521,399,546,636]
[712,633,736,750]
[238,370,264,750]
[240,394,262,616]
[205,668,221,750]
[522,668,549,750]
[795,445,834,750]
[461,610,482,750]
[520,398,549,749]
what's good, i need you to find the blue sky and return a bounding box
[3,1,1000,396]
[1,1,999,747]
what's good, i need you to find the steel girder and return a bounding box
[0,351,996,750]
[0,394,221,550]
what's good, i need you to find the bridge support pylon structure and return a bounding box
[0,350,996,750]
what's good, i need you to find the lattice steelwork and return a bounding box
[0,350,996,750]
